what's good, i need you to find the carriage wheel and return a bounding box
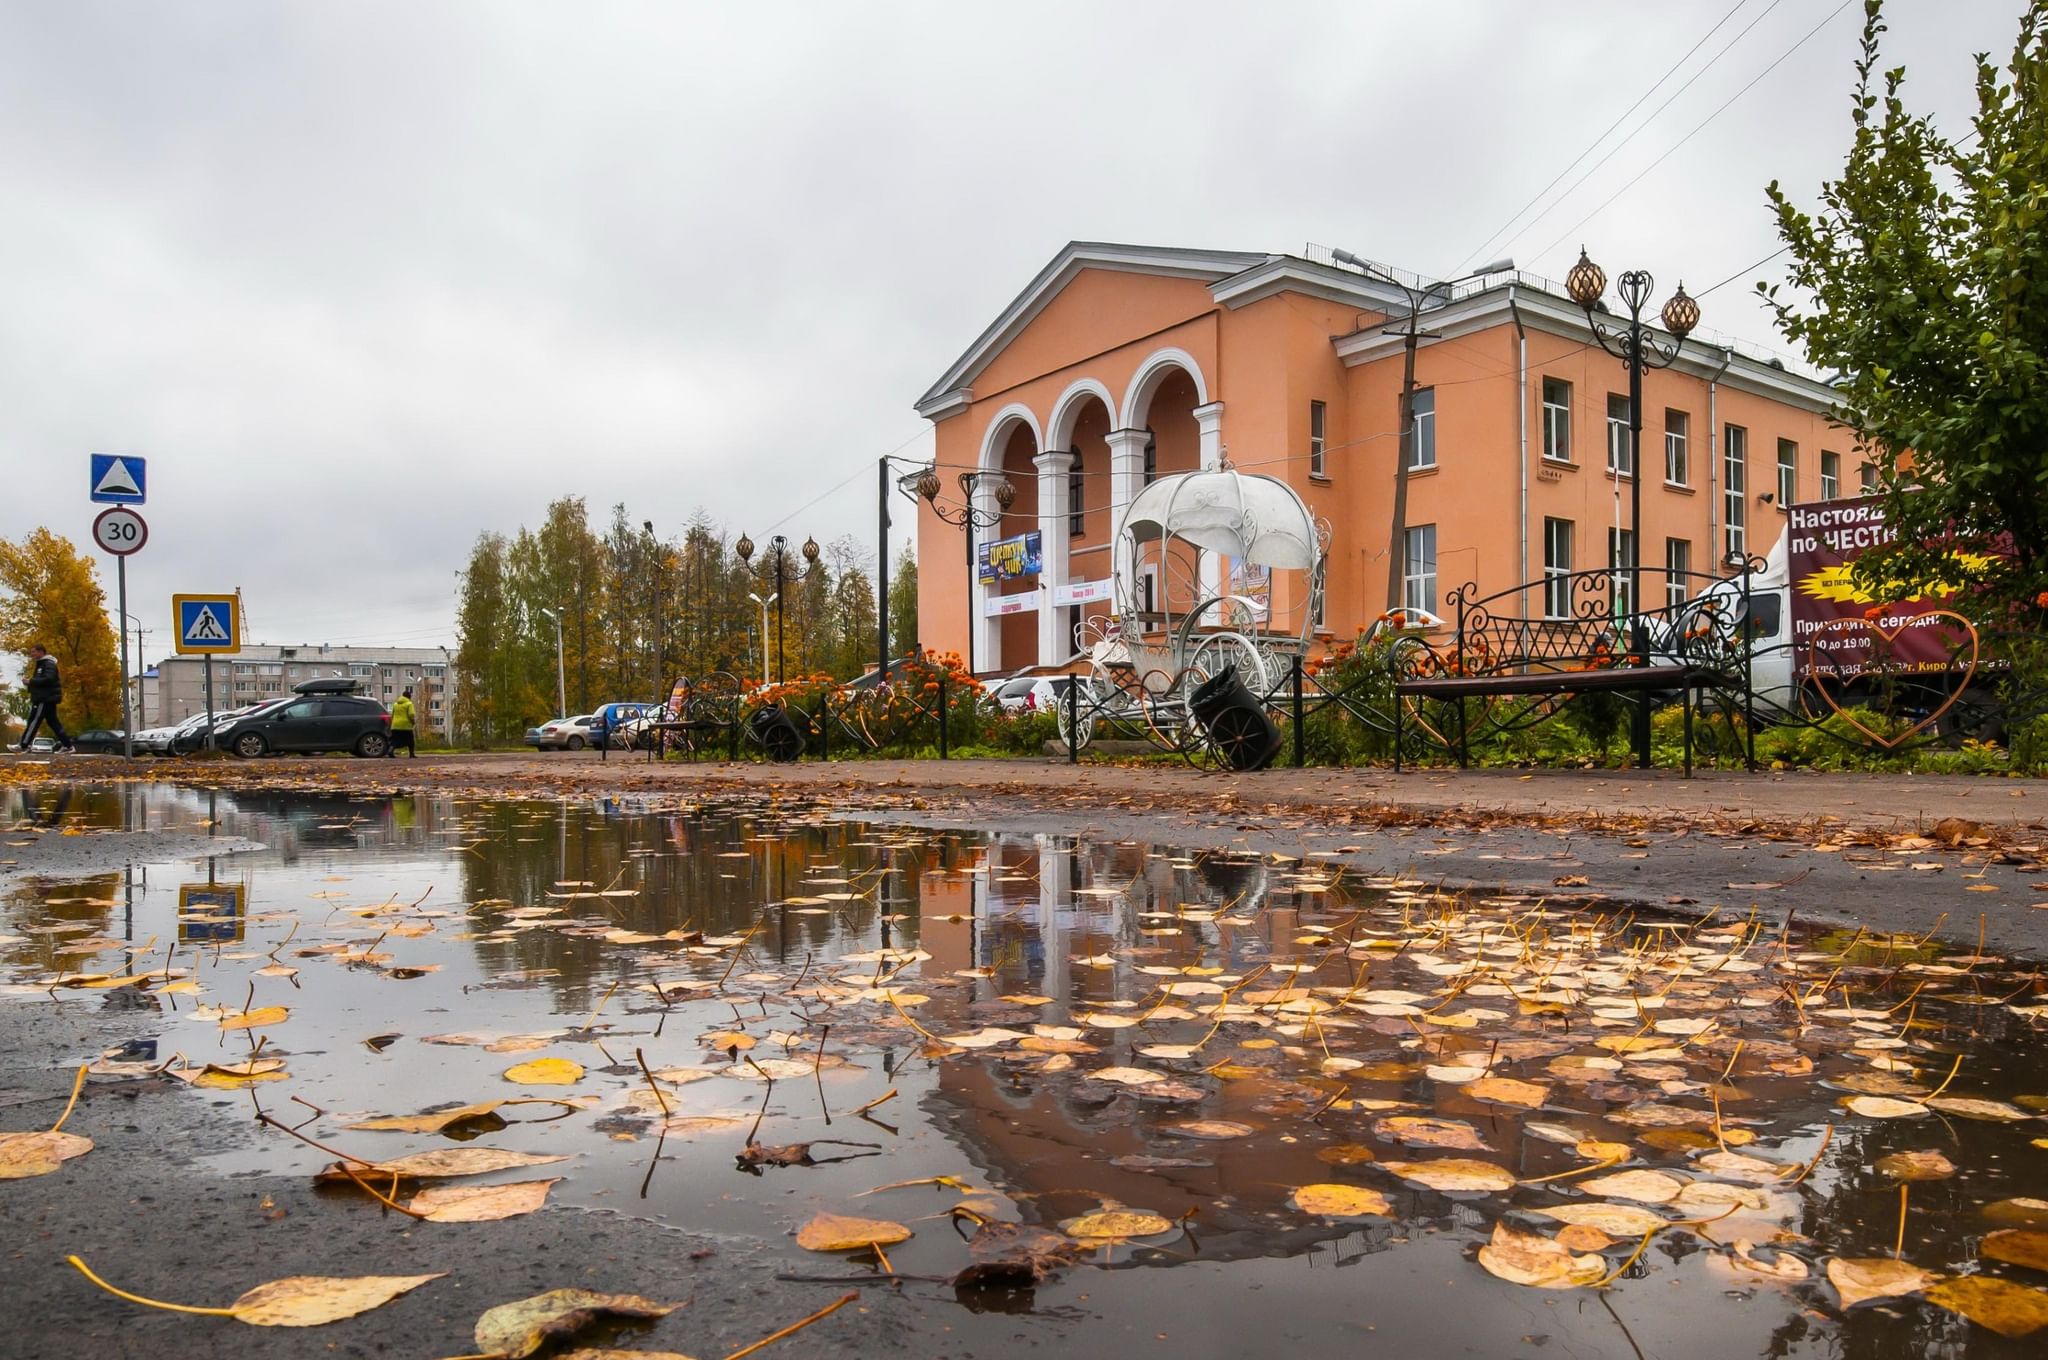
[1056,670,1105,752]
[1202,703,1274,770]
[1182,633,1272,708]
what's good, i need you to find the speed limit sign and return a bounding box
[92,506,148,556]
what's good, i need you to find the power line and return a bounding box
[1491,0,1790,264]
[1461,0,1757,270]
[1696,245,1791,299]
[1532,0,1859,264]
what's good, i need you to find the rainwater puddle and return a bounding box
[6,782,2048,1356]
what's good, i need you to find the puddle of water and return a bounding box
[6,782,2048,1356]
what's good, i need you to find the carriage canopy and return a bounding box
[1119,470,1321,571]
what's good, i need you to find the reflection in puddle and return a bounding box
[6,784,2048,1355]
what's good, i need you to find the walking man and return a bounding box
[18,644,73,752]
[387,687,417,758]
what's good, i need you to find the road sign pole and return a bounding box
[204,656,214,749]
[117,555,132,758]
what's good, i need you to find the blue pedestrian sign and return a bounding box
[173,594,240,655]
[89,454,146,504]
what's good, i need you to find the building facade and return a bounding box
[150,644,454,735]
[913,242,1848,675]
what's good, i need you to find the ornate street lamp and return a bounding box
[1566,246,1700,769]
[736,530,821,685]
[895,464,1016,675]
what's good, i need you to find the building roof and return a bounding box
[918,240,1840,419]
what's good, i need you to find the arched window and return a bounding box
[1068,448,1084,537]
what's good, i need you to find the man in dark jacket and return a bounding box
[19,644,73,752]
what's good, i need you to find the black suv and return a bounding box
[214,678,393,758]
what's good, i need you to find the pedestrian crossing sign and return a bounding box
[173,594,240,654]
[178,882,246,944]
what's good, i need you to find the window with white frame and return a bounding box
[1665,538,1690,609]
[1068,449,1084,537]
[1404,388,1436,470]
[1309,400,1327,478]
[1777,438,1798,505]
[1724,425,1748,560]
[1820,450,1841,500]
[1607,527,1636,617]
[1543,518,1573,618]
[1665,409,1689,485]
[1859,459,1878,493]
[1542,378,1572,462]
[1403,524,1437,614]
[1606,394,1633,475]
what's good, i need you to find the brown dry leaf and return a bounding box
[1577,1170,1687,1204]
[315,1148,568,1183]
[347,1102,507,1134]
[229,1272,444,1326]
[1985,1198,2048,1227]
[1555,1223,1617,1253]
[1844,1095,1928,1119]
[1924,1096,2030,1122]
[1465,1076,1550,1109]
[1061,1209,1175,1240]
[473,1290,679,1358]
[219,1005,290,1032]
[1476,1222,1605,1289]
[1379,1158,1517,1193]
[1726,1238,1808,1281]
[409,1179,559,1222]
[1316,1144,1376,1165]
[1374,1116,1491,1151]
[1534,1202,1673,1237]
[1290,1183,1392,1217]
[502,1058,584,1086]
[1874,1149,1956,1182]
[795,1212,912,1252]
[1087,1066,1164,1087]
[0,1130,92,1179]
[1162,1121,1255,1140]
[1693,1150,1797,1184]
[1983,1229,2048,1275]
[956,1220,1075,1289]
[1827,1256,1934,1308]
[1925,1274,2048,1338]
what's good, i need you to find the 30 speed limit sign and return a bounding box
[92,506,148,556]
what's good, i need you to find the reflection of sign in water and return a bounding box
[178,882,246,944]
[1786,498,1986,679]
[978,531,1042,585]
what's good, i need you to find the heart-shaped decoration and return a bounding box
[1802,609,1979,751]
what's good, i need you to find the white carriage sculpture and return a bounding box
[1058,468,1330,764]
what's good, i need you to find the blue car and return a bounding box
[589,702,658,750]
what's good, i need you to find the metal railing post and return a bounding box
[817,693,829,761]
[1742,556,1757,772]
[937,670,949,761]
[1067,678,1079,765]
[1291,654,1305,768]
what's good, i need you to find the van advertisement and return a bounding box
[1786,497,1976,679]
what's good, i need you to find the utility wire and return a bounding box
[1497,0,1792,263]
[1461,0,1757,270]
[1531,0,1858,264]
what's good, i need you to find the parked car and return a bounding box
[526,714,599,751]
[987,676,1039,715]
[214,679,392,758]
[70,729,126,754]
[133,712,212,755]
[590,702,658,750]
[172,703,280,754]
[988,675,1078,715]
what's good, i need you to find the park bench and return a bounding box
[637,673,743,762]
[1390,568,1753,774]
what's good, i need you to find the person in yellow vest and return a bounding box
[388,688,417,758]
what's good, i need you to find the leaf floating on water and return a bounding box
[1162,1120,1255,1140]
[1373,1116,1492,1151]
[1061,1210,1175,1240]
[409,1178,560,1222]
[1464,1076,1550,1109]
[1827,1256,1934,1308]
[219,1005,290,1032]
[1576,1169,1687,1204]
[1378,1158,1517,1193]
[1289,1183,1391,1217]
[1985,1198,2048,1227]
[1874,1149,1956,1182]
[315,1148,568,1182]
[1925,1274,2048,1338]
[347,1102,507,1134]
[472,1289,680,1358]
[1087,1066,1165,1087]
[1315,1144,1377,1165]
[503,1058,584,1086]
[794,1212,912,1252]
[1924,1096,2031,1122]
[1475,1222,1605,1289]
[1982,1229,2048,1275]
[1536,1202,1673,1237]
[0,1130,92,1179]
[1843,1096,1929,1119]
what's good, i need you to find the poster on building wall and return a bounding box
[1786,497,1983,678]
[978,531,1042,585]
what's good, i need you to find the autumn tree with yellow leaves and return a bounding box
[0,529,124,730]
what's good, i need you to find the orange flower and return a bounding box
[1863,603,1888,620]
[2035,591,2048,609]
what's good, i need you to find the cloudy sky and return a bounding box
[0,0,2022,660]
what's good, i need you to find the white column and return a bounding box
[1193,401,1227,601]
[1033,449,1075,663]
[1105,429,1148,611]
[970,479,1002,674]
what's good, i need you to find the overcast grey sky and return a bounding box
[0,0,2023,659]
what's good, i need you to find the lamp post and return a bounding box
[747,591,777,681]
[736,532,820,685]
[896,465,1015,677]
[1563,246,1701,770]
[1331,249,1515,611]
[537,605,567,718]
